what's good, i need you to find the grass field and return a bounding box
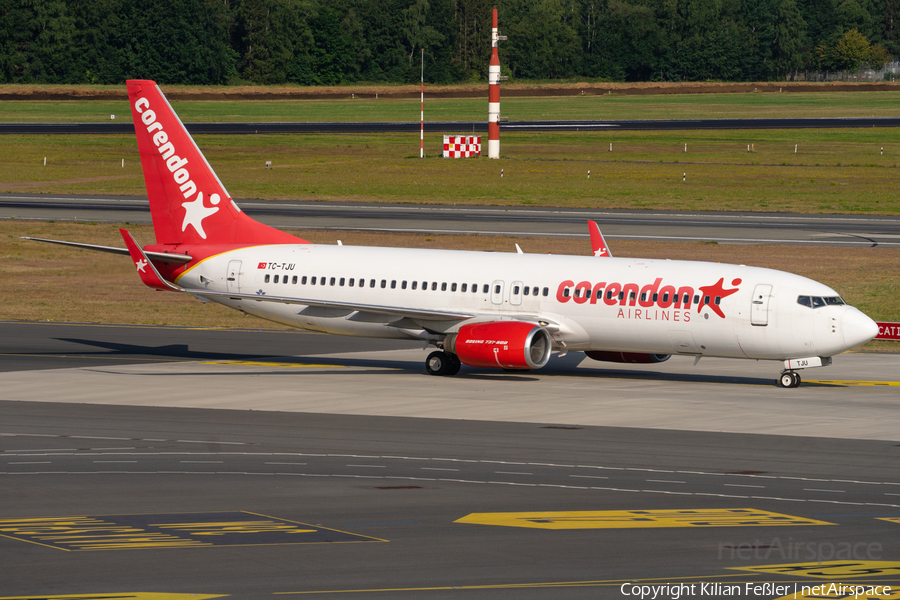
[5,91,900,123]
[1,92,896,344]
[3,128,900,214]
[2,221,896,351]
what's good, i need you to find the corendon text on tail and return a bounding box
[25,80,880,388]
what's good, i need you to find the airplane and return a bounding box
[25,79,880,388]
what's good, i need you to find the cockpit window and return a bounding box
[798,295,846,309]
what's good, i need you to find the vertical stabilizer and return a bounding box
[127,80,304,247]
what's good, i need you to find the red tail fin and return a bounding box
[127,80,304,247]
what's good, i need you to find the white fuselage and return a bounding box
[175,244,874,361]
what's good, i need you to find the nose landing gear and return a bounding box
[425,351,461,376]
[778,371,801,388]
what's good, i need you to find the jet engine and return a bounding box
[444,322,552,370]
[585,351,670,364]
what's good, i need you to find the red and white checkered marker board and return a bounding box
[877,322,900,340]
[443,136,481,158]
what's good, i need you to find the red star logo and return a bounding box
[697,278,742,318]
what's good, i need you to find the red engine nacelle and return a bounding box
[585,351,670,364]
[445,322,552,370]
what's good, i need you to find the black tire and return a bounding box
[791,372,802,388]
[446,353,462,375]
[426,351,453,376]
[779,372,794,388]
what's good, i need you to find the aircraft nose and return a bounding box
[842,307,880,349]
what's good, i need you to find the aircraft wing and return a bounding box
[588,221,612,257]
[23,236,193,265]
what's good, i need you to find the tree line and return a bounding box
[1,0,897,85]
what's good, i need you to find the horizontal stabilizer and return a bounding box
[23,236,192,264]
[120,229,185,291]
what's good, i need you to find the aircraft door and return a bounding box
[226,260,242,293]
[751,284,772,326]
[491,280,505,305]
[510,281,523,306]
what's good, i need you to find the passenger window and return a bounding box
[284,277,288,285]
[274,275,279,283]
[703,295,710,304]
[310,276,316,285]
[483,284,489,293]
[640,292,647,302]
[265,274,270,283]
[412,281,418,290]
[321,277,326,286]
[402,281,408,289]
[391,280,396,289]
[339,277,345,286]
[423,281,428,290]
[797,296,812,307]
[563,288,570,298]
[451,283,457,292]
[618,292,624,301]
[523,287,529,296]
[461,283,467,292]
[349,278,354,287]
[330,277,336,286]
[370,279,376,288]
[542,287,548,297]
[441,282,447,291]
[662,293,669,303]
[694,295,700,304]
[381,279,387,289]
[812,296,825,308]
[629,292,636,301]
[714,296,721,305]
[302,276,307,285]
[652,293,658,302]
[513,285,520,295]
[292,276,298,284]
[684,294,690,305]
[574,289,580,298]
[494,284,501,294]
[586,289,591,298]
[607,290,613,300]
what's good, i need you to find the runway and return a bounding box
[4,117,900,134]
[4,193,900,247]
[1,322,899,598]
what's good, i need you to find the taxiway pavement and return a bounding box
[3,194,900,247]
[2,322,899,599]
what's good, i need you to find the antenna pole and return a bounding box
[420,48,425,159]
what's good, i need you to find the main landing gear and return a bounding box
[778,371,801,388]
[425,351,461,376]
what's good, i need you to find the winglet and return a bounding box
[120,228,184,292]
[588,220,612,258]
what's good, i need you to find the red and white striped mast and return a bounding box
[488,5,506,159]
[420,48,425,158]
